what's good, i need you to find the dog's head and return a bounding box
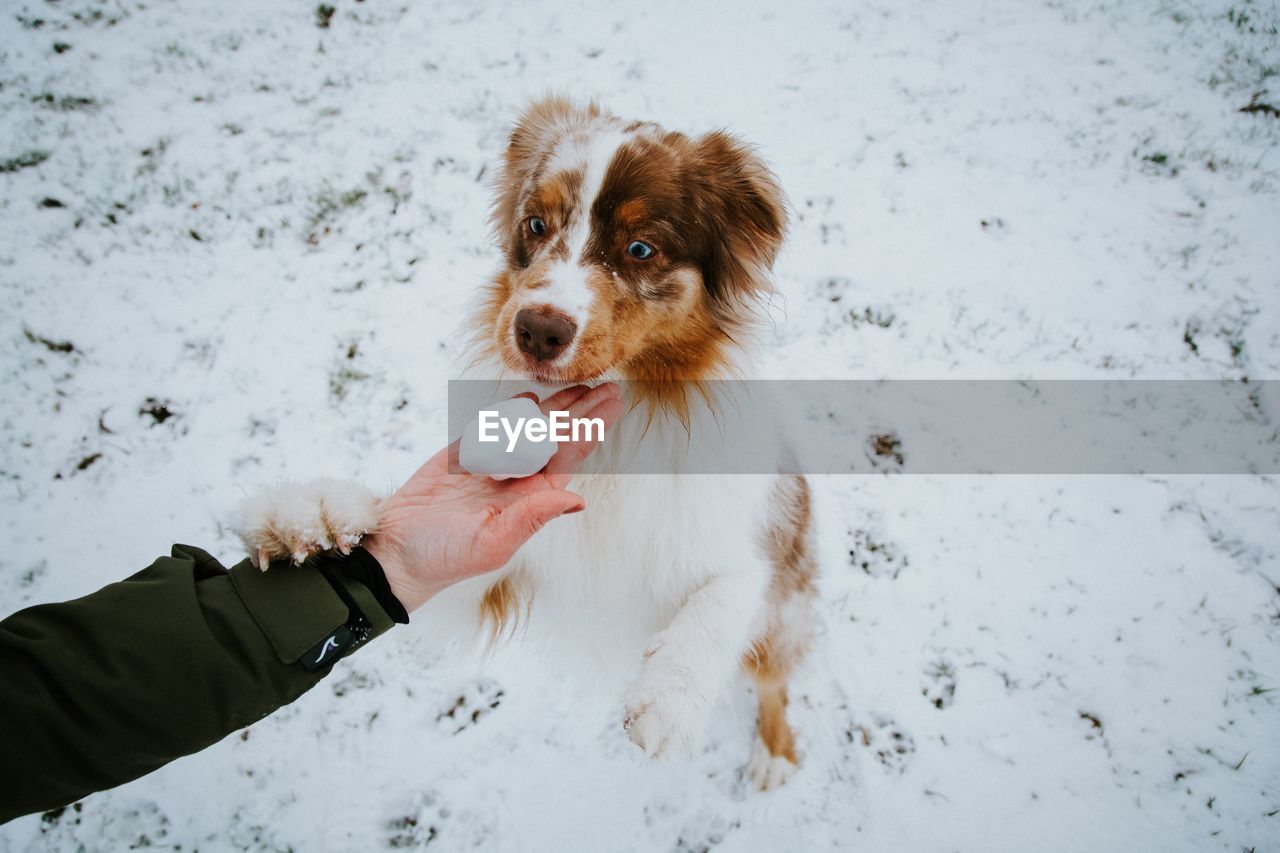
[477,97,786,385]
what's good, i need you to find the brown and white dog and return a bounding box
[238,97,816,790]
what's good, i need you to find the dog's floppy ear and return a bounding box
[491,96,600,246]
[690,131,787,308]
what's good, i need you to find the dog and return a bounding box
[237,97,816,791]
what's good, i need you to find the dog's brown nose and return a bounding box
[515,308,577,362]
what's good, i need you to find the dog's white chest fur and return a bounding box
[514,473,773,658]
[421,393,780,682]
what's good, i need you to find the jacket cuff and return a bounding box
[341,547,410,624]
[228,557,395,668]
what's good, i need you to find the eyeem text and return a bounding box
[477,409,605,452]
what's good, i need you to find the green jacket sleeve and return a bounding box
[0,544,396,824]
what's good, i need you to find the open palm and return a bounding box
[363,383,623,611]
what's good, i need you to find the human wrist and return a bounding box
[361,533,438,614]
[340,546,410,625]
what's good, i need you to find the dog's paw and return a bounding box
[746,738,797,792]
[624,695,709,760]
[622,650,713,759]
[235,478,383,569]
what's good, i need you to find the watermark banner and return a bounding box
[448,380,1279,475]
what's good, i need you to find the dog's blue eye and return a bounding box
[528,217,547,236]
[627,241,655,260]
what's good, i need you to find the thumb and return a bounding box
[478,490,585,560]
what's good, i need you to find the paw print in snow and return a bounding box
[674,815,740,853]
[386,792,446,849]
[922,658,957,709]
[436,679,504,735]
[846,526,907,579]
[856,715,915,773]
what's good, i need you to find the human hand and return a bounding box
[362,383,623,612]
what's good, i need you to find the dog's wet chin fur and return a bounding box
[462,98,818,790]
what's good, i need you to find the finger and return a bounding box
[537,383,620,481]
[537,384,593,415]
[552,382,621,421]
[476,490,586,565]
[512,391,540,403]
[544,393,624,481]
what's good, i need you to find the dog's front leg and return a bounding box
[623,569,768,758]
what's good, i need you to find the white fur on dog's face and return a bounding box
[532,127,631,349]
[479,97,787,386]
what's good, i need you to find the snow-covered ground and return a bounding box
[2,0,1279,849]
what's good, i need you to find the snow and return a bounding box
[1,0,1278,850]
[458,398,557,479]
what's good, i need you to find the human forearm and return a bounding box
[0,544,397,823]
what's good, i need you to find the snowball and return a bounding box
[457,396,558,480]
